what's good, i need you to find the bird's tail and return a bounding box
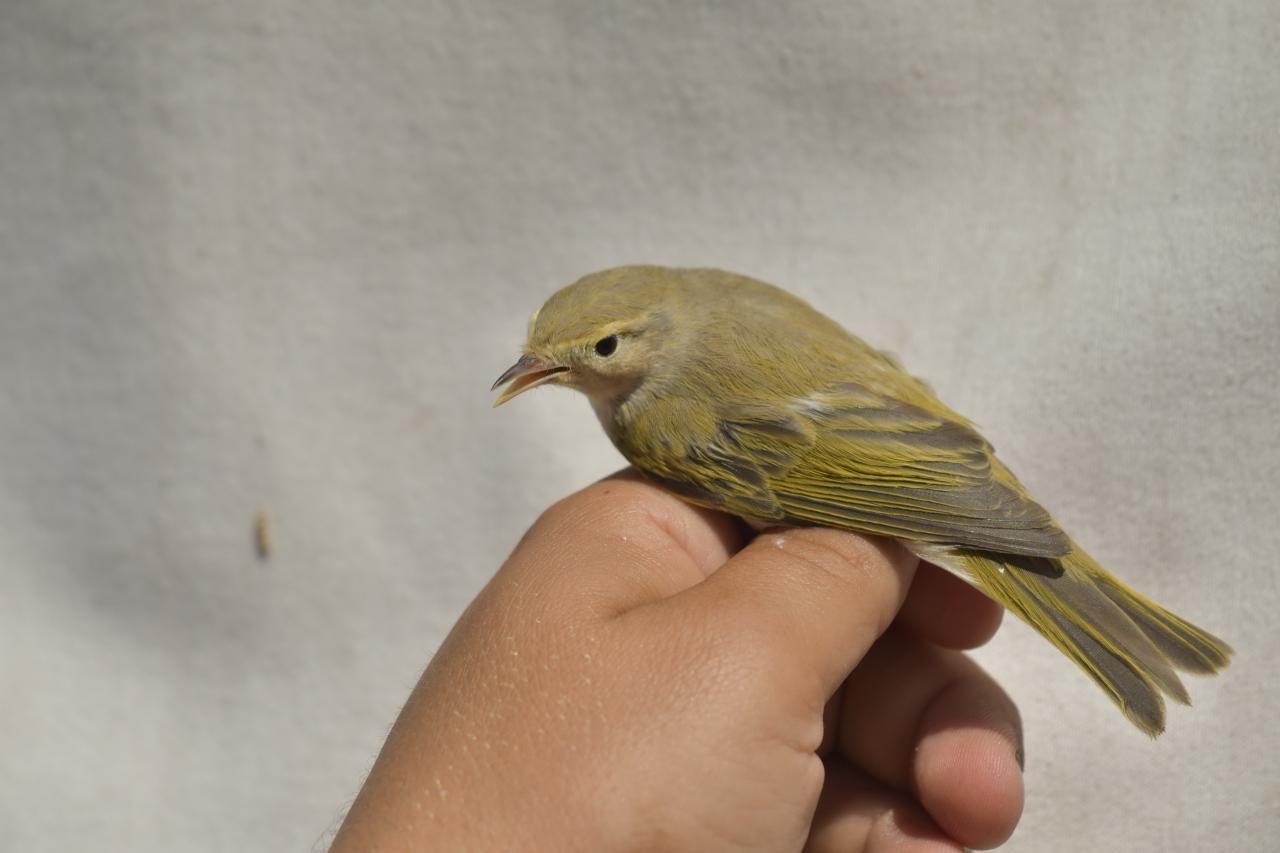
[936,545,1233,737]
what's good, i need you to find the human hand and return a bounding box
[332,471,1024,851]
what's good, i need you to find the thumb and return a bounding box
[657,526,918,707]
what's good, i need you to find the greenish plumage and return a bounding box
[493,265,1233,736]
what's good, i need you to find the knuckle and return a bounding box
[772,527,893,587]
[760,527,912,637]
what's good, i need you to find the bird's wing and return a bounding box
[770,383,1070,556]
[629,382,1070,558]
[628,401,801,523]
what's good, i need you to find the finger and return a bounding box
[502,469,744,615]
[837,629,1024,849]
[896,562,1004,650]
[913,673,1026,849]
[663,527,918,712]
[804,757,963,853]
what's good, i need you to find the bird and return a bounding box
[491,265,1232,736]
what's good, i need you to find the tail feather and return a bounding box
[1089,570,1234,675]
[923,543,1232,738]
[1035,594,1169,736]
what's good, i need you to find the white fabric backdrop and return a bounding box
[3,1,1277,850]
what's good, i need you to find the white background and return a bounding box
[3,2,1277,850]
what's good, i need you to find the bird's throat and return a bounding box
[587,378,651,446]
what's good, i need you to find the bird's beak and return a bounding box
[490,353,569,407]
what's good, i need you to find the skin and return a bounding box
[331,472,1023,852]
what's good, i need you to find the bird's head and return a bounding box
[491,266,681,407]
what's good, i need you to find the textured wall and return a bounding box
[2,2,1277,850]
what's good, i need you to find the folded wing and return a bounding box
[635,381,1071,558]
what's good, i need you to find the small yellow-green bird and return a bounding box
[491,265,1231,735]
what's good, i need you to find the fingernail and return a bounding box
[1015,744,1025,772]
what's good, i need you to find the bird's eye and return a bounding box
[594,335,618,357]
